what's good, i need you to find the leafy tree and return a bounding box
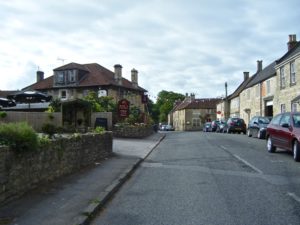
[147,98,159,123]
[84,91,116,112]
[155,90,185,123]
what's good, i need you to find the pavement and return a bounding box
[0,132,165,225]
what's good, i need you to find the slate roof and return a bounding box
[246,61,276,88]
[175,98,221,111]
[228,75,256,100]
[26,63,147,92]
[276,41,300,64]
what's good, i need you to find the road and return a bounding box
[91,131,300,225]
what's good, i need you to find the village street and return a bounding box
[92,131,300,225]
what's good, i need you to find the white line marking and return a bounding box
[233,154,263,174]
[219,145,227,150]
[287,192,300,203]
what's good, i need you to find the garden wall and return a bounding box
[113,125,154,138]
[0,132,113,205]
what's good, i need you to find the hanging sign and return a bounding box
[118,99,130,118]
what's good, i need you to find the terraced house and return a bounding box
[273,35,300,115]
[239,60,276,125]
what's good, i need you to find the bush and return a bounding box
[0,111,7,119]
[94,126,105,134]
[41,123,57,137]
[0,122,38,152]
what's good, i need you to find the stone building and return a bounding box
[24,62,147,112]
[239,60,276,124]
[273,35,300,115]
[171,94,221,131]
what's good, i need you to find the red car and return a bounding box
[266,112,300,161]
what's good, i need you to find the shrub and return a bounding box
[41,123,57,137]
[0,122,38,152]
[0,111,7,119]
[94,126,105,134]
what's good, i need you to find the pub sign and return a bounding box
[118,99,130,118]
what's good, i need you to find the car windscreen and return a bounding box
[258,117,270,124]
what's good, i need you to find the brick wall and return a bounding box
[0,132,112,205]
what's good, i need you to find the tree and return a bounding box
[155,90,185,123]
[84,91,116,112]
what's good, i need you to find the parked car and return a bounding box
[203,122,212,132]
[159,124,167,131]
[247,116,271,139]
[223,117,246,134]
[210,120,220,132]
[216,121,226,133]
[266,112,300,161]
[165,124,175,131]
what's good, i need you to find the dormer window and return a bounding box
[57,71,64,83]
[68,70,76,82]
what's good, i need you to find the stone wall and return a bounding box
[113,125,154,138]
[0,132,113,205]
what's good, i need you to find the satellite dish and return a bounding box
[98,90,107,97]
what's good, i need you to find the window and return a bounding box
[279,114,290,126]
[192,118,200,127]
[266,80,271,95]
[292,103,297,112]
[280,67,285,88]
[281,104,286,113]
[61,90,67,99]
[68,70,76,82]
[255,85,260,97]
[290,61,296,85]
[247,89,250,100]
[271,114,282,125]
[57,71,64,83]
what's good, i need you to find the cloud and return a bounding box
[0,0,299,101]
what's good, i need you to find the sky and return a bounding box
[0,0,299,101]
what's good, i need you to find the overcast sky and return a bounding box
[0,0,299,101]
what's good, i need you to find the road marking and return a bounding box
[219,145,227,150]
[287,192,300,203]
[233,154,263,174]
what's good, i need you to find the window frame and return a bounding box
[280,66,285,89]
[290,61,296,85]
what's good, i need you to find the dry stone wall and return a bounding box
[0,132,112,205]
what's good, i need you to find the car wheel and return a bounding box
[257,130,262,139]
[267,136,276,153]
[247,129,252,137]
[293,140,300,162]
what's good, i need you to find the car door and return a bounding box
[268,114,283,146]
[277,113,292,149]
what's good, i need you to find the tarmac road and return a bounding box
[91,131,300,225]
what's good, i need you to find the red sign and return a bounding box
[118,99,130,118]
[217,111,221,114]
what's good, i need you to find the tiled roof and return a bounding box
[176,98,221,110]
[27,63,146,92]
[276,41,300,64]
[246,61,276,87]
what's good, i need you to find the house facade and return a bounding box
[25,62,147,113]
[273,35,300,115]
[171,94,220,131]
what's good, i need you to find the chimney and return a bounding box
[243,71,249,81]
[257,60,263,72]
[225,82,228,98]
[287,34,297,51]
[36,70,44,83]
[190,93,195,101]
[131,68,138,88]
[114,64,122,85]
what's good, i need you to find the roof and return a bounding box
[228,75,256,100]
[246,61,276,87]
[0,90,19,98]
[27,62,147,92]
[276,41,300,65]
[175,98,221,111]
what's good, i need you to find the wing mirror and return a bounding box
[281,123,290,128]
